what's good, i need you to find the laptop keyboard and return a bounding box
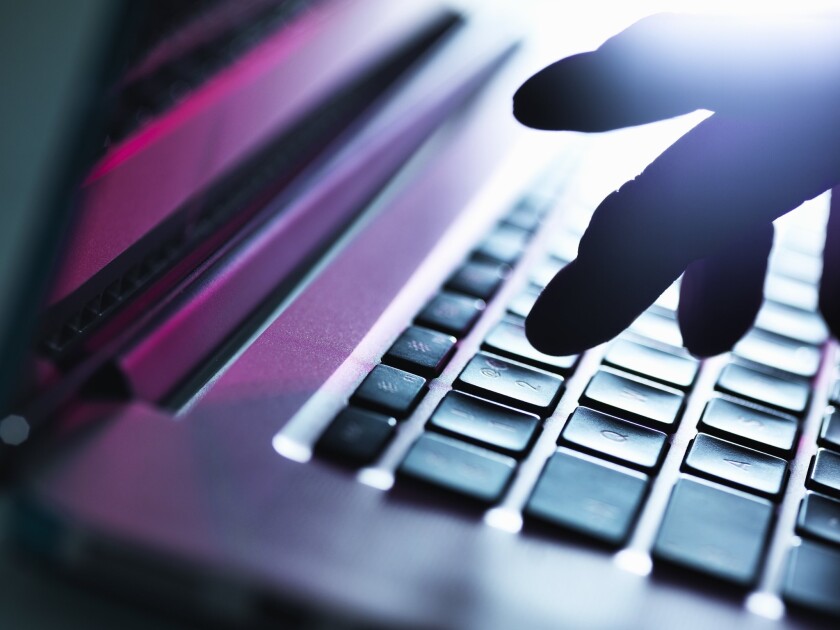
[308,173,840,619]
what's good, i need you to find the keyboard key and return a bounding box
[508,289,539,319]
[529,257,566,288]
[783,541,840,617]
[698,397,798,458]
[755,301,828,346]
[764,274,819,311]
[383,326,456,378]
[682,433,788,500]
[716,363,810,415]
[769,247,822,284]
[581,369,684,433]
[819,411,840,451]
[416,291,485,337]
[483,319,577,373]
[652,477,774,586]
[316,407,397,466]
[399,432,516,503]
[733,329,821,378]
[525,448,649,546]
[474,225,529,265]
[456,352,563,415]
[503,202,543,232]
[445,260,509,301]
[807,449,840,499]
[653,282,680,313]
[603,339,698,389]
[796,493,840,547]
[629,311,683,348]
[560,406,667,472]
[352,364,426,418]
[428,391,539,457]
[545,231,579,262]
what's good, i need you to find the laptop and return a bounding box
[3,0,840,627]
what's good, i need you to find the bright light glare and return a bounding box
[745,593,786,621]
[484,508,524,534]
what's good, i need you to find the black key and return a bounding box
[351,364,426,418]
[733,329,821,378]
[503,202,543,232]
[316,407,396,466]
[445,260,509,301]
[399,432,516,503]
[383,326,456,378]
[629,311,683,348]
[603,339,698,389]
[652,477,774,586]
[580,369,684,433]
[560,406,667,472]
[682,433,788,500]
[474,225,529,265]
[428,391,539,457]
[819,410,840,451]
[416,291,485,337]
[507,289,539,319]
[483,319,577,373]
[698,397,798,458]
[525,448,649,546]
[783,541,840,617]
[716,363,810,415]
[807,449,840,499]
[796,493,840,547]
[456,352,563,415]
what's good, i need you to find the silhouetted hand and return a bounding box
[513,13,840,357]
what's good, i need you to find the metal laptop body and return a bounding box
[8,1,839,628]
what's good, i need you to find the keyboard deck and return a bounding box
[304,168,840,620]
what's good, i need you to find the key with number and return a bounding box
[383,326,456,378]
[352,364,426,418]
[428,391,539,457]
[416,291,485,338]
[526,448,649,546]
[604,338,698,389]
[483,319,577,373]
[560,406,667,472]
[456,352,563,415]
[698,397,798,458]
[316,407,397,466]
[399,432,516,503]
[581,369,684,433]
[716,363,810,415]
[653,477,774,586]
[682,433,788,500]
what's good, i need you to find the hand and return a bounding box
[513,13,840,357]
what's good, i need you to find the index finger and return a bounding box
[514,13,840,132]
[525,109,840,356]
